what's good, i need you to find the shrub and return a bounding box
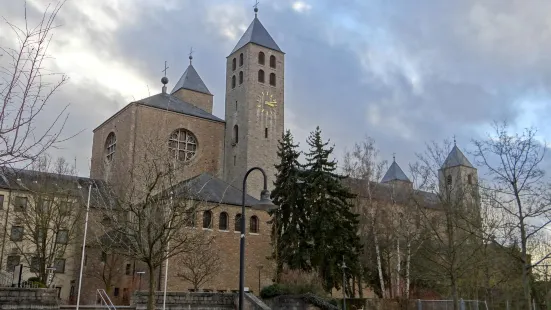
[279,269,327,296]
[260,283,290,299]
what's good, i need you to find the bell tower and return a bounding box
[224,8,284,196]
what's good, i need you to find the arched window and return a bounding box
[235,213,242,232]
[219,212,228,230]
[447,175,452,186]
[168,129,197,162]
[258,52,265,65]
[270,55,276,68]
[232,58,236,71]
[203,211,212,229]
[239,53,243,66]
[232,75,236,89]
[468,174,473,185]
[233,125,239,144]
[250,216,259,233]
[258,70,265,83]
[105,132,116,162]
[239,71,243,85]
[269,73,276,86]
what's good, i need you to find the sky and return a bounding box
[2,0,551,178]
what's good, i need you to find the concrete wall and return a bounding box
[0,287,59,309]
[131,291,235,310]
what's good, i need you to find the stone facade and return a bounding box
[0,287,59,309]
[172,89,213,114]
[223,44,284,197]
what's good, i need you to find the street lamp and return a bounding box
[341,256,348,310]
[136,271,145,291]
[238,167,277,310]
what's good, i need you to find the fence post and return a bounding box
[417,299,422,310]
[460,298,465,310]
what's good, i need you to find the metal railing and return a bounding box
[96,289,117,310]
[417,299,489,310]
[0,271,13,287]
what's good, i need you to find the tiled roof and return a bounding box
[134,93,223,123]
[171,64,212,95]
[231,17,282,54]
[172,173,261,207]
[0,167,114,208]
[442,145,474,169]
[381,161,411,183]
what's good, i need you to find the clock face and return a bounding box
[256,91,277,113]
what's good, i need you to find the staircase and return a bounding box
[96,289,117,310]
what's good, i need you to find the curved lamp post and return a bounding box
[238,167,277,310]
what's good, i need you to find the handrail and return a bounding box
[96,289,117,310]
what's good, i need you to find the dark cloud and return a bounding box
[2,0,551,181]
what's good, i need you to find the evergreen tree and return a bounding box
[303,126,362,292]
[270,130,310,281]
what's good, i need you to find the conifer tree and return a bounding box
[270,130,310,281]
[304,126,362,293]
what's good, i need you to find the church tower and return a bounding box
[438,143,480,213]
[224,8,284,196]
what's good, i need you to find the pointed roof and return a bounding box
[231,17,282,54]
[381,160,411,183]
[171,64,212,95]
[442,145,474,169]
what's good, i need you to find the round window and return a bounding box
[168,129,197,162]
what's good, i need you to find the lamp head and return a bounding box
[252,189,277,211]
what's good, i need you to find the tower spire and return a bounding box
[161,61,169,94]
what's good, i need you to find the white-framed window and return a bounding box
[168,129,198,162]
[105,132,116,162]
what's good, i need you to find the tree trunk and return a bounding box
[513,183,531,310]
[451,273,458,310]
[405,240,411,299]
[374,227,385,298]
[147,264,156,310]
[397,238,401,298]
[358,262,364,298]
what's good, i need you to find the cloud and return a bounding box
[291,1,312,13]
[2,0,551,180]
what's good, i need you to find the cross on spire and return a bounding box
[453,135,457,146]
[253,0,259,16]
[392,152,396,162]
[162,61,169,77]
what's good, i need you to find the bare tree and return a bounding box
[342,136,387,298]
[410,140,483,310]
[96,139,212,310]
[4,154,82,283]
[83,245,126,296]
[472,122,551,308]
[0,1,71,167]
[176,236,221,291]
